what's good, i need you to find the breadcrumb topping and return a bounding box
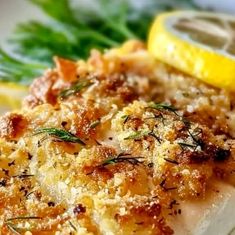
[0,40,235,234]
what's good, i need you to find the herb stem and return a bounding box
[6,223,21,235]
[34,128,86,145]
[6,216,41,222]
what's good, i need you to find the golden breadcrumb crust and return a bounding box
[0,40,235,234]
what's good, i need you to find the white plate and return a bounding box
[0,1,234,234]
[0,0,44,44]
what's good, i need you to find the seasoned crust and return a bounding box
[24,70,59,107]
[112,100,232,198]
[0,40,235,234]
[0,113,27,140]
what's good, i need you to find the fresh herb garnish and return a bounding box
[160,178,177,191]
[0,0,199,84]
[5,216,40,234]
[34,128,86,145]
[89,120,100,129]
[100,153,144,167]
[6,216,41,222]
[6,223,21,235]
[13,174,34,179]
[164,158,179,165]
[187,127,204,149]
[25,191,35,199]
[148,103,178,113]
[178,142,197,150]
[121,115,130,124]
[148,131,162,143]
[69,221,77,231]
[0,48,47,84]
[59,80,93,98]
[124,130,150,140]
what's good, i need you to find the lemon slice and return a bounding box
[0,82,27,113]
[148,11,235,90]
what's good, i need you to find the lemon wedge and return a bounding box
[148,11,235,90]
[0,82,27,113]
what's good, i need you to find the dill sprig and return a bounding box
[89,120,101,129]
[148,103,178,113]
[13,174,34,179]
[0,0,199,84]
[160,178,177,191]
[59,80,93,98]
[188,127,204,146]
[164,158,179,165]
[34,128,86,145]
[101,153,144,167]
[69,221,77,231]
[148,131,162,143]
[6,216,41,222]
[124,130,150,140]
[121,115,130,124]
[5,216,40,235]
[177,128,204,151]
[178,142,197,150]
[6,223,21,235]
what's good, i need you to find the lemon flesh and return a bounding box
[148,11,235,90]
[0,82,27,113]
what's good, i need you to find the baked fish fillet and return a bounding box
[0,40,235,235]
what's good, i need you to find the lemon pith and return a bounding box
[148,11,235,91]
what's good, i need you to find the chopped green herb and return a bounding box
[187,128,204,148]
[34,128,86,145]
[89,120,100,129]
[5,216,39,234]
[6,223,21,235]
[164,158,179,165]
[101,153,144,166]
[121,115,130,124]
[148,131,162,143]
[59,80,93,98]
[178,142,197,150]
[13,174,34,179]
[124,130,150,140]
[6,216,42,222]
[160,178,177,191]
[182,117,191,128]
[25,191,36,199]
[148,103,178,113]
[69,221,77,231]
